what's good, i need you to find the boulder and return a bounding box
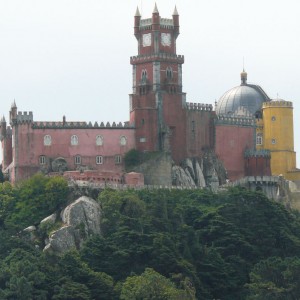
[40,213,57,226]
[62,196,101,235]
[43,196,101,255]
[44,226,77,255]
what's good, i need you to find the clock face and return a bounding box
[161,33,171,46]
[142,33,151,47]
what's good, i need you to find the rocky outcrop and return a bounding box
[62,196,101,235]
[44,226,77,255]
[171,152,227,189]
[172,165,196,187]
[43,196,101,255]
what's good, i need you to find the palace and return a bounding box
[1,4,300,185]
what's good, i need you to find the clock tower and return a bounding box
[129,4,187,163]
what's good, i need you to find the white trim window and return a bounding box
[96,135,103,146]
[96,155,103,165]
[44,135,52,146]
[39,155,46,165]
[71,135,79,145]
[74,155,81,165]
[115,155,122,164]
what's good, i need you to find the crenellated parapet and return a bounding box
[15,111,33,123]
[263,100,293,108]
[215,114,255,126]
[186,102,213,111]
[32,121,134,129]
[130,53,184,64]
[244,149,271,158]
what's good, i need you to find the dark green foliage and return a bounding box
[3,174,68,230]
[0,167,4,183]
[2,181,300,299]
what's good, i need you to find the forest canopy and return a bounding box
[1,175,300,299]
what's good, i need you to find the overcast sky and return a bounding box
[1,0,300,165]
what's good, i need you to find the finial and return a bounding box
[241,69,247,85]
[135,6,141,17]
[173,5,179,16]
[153,2,159,14]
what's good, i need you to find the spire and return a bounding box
[173,5,179,16]
[153,3,159,14]
[241,69,248,85]
[1,115,6,123]
[11,99,17,108]
[135,6,141,17]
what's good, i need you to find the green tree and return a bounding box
[120,268,195,300]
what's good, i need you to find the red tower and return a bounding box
[129,5,186,163]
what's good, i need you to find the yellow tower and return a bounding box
[262,100,300,180]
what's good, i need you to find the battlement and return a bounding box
[215,114,255,126]
[32,121,134,129]
[139,17,174,30]
[244,149,271,158]
[263,100,293,108]
[186,102,213,111]
[16,111,33,123]
[131,53,184,64]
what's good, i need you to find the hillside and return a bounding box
[1,175,300,299]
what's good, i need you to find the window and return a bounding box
[271,116,276,121]
[166,67,173,80]
[140,137,146,143]
[120,136,127,146]
[141,69,147,82]
[71,135,79,145]
[271,139,276,144]
[74,155,81,165]
[44,135,52,146]
[191,120,195,132]
[115,155,122,164]
[96,155,103,164]
[256,133,263,145]
[96,135,103,146]
[39,155,46,165]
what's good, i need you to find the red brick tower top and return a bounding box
[130,4,187,162]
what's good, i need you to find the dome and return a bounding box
[216,71,270,116]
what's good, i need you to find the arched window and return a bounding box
[256,133,263,145]
[96,135,103,146]
[71,135,78,145]
[272,138,276,144]
[166,67,173,80]
[74,155,81,165]
[96,155,103,165]
[141,69,147,82]
[44,135,52,146]
[120,136,127,146]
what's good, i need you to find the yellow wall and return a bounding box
[262,100,299,179]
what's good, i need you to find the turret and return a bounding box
[0,116,6,140]
[152,3,160,31]
[134,6,141,38]
[9,100,17,124]
[172,6,180,38]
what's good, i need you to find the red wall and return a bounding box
[12,122,136,182]
[215,124,255,181]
